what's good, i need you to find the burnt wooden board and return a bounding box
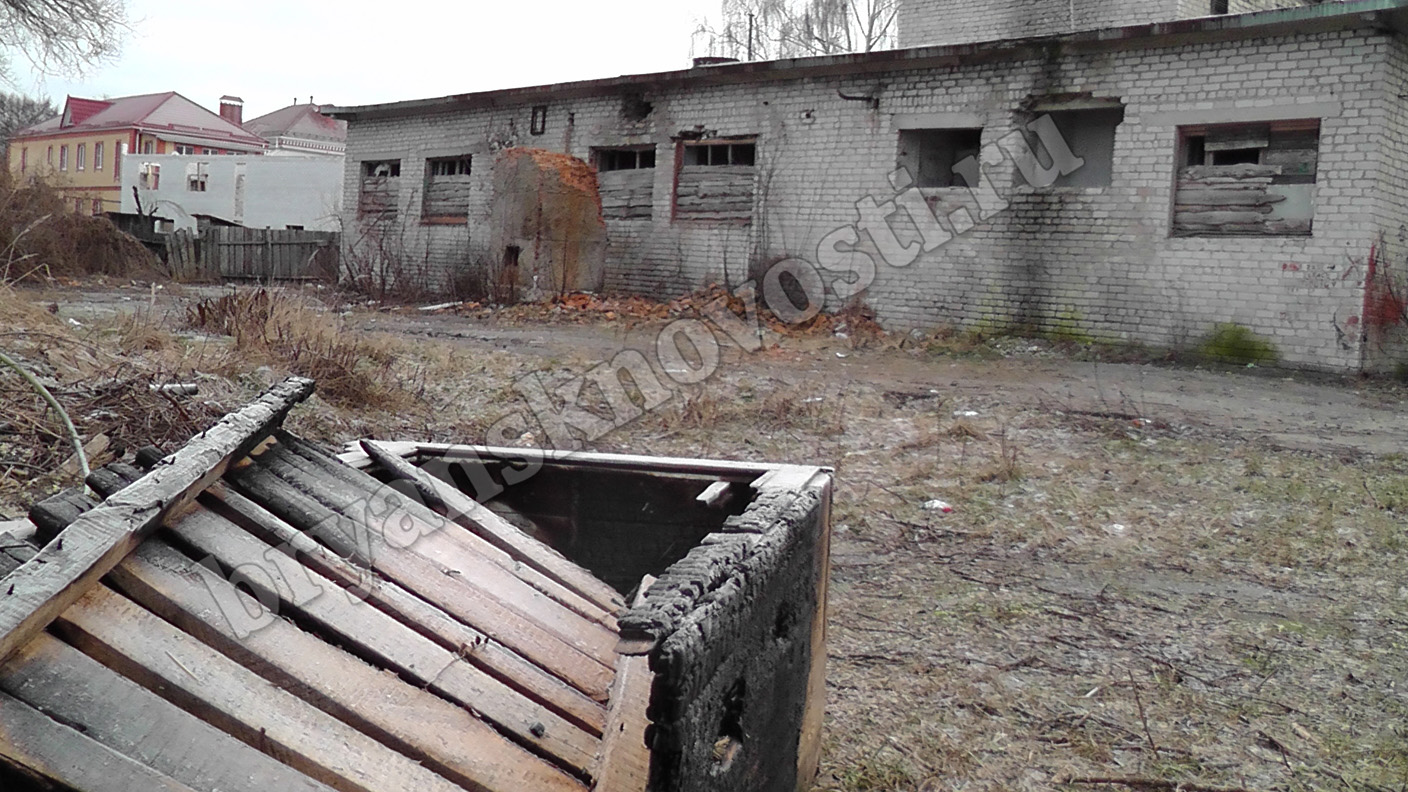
[281,436,618,634]
[200,484,607,735]
[51,585,468,792]
[0,689,203,792]
[0,633,335,792]
[590,577,656,792]
[225,462,615,701]
[0,377,314,666]
[358,438,623,614]
[109,537,588,791]
[153,509,601,776]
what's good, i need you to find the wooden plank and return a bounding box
[283,436,616,627]
[1,634,336,792]
[225,462,616,701]
[110,538,589,791]
[0,377,315,665]
[150,512,603,775]
[198,484,606,734]
[395,442,786,480]
[359,439,623,615]
[262,440,619,660]
[52,585,470,792]
[590,577,656,792]
[0,689,203,792]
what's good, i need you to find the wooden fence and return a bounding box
[166,227,340,282]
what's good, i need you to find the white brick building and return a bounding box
[327,0,1408,373]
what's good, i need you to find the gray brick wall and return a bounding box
[342,23,1403,371]
[898,0,1315,48]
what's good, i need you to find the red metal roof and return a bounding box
[243,103,347,144]
[14,92,266,149]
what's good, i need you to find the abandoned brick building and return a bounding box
[327,0,1408,373]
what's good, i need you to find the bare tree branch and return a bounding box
[0,0,127,78]
[695,0,896,62]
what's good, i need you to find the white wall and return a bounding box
[120,154,344,232]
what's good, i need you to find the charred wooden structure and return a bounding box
[0,379,831,792]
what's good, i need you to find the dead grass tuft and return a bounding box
[185,288,405,409]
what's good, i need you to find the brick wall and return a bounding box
[342,23,1402,371]
[897,0,1314,48]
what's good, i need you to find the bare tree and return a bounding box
[694,0,897,61]
[0,90,55,157]
[0,0,126,78]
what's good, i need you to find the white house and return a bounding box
[118,154,343,232]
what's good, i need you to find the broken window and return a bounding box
[423,155,472,222]
[622,93,653,122]
[896,128,981,188]
[531,105,548,136]
[139,163,160,190]
[1018,107,1124,188]
[595,146,656,220]
[186,162,209,192]
[359,159,401,219]
[676,139,756,221]
[1211,0,1229,13]
[1174,120,1318,236]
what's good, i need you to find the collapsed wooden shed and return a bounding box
[0,378,832,792]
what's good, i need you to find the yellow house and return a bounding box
[7,93,266,215]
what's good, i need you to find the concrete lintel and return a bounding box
[891,111,986,130]
[1142,100,1343,127]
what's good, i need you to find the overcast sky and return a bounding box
[12,0,724,119]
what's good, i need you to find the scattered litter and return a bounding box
[923,499,954,513]
[953,410,979,418]
[803,397,824,403]
[836,352,848,358]
[1104,523,1128,536]
[67,318,82,327]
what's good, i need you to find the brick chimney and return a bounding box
[219,95,244,126]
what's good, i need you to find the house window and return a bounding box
[1174,120,1319,236]
[359,159,402,218]
[47,146,52,165]
[94,142,104,170]
[142,140,154,154]
[74,198,83,213]
[531,105,548,136]
[76,143,86,171]
[676,139,756,221]
[139,163,160,190]
[896,128,982,188]
[1211,0,1229,13]
[422,155,472,222]
[174,144,195,155]
[91,198,102,215]
[113,141,123,182]
[187,162,209,192]
[1020,107,1124,188]
[596,146,656,220]
[59,145,69,171]
[19,148,26,173]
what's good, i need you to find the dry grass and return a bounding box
[0,170,161,283]
[185,288,408,409]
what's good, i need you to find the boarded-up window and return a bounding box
[423,156,472,222]
[1174,121,1318,237]
[139,163,160,190]
[676,139,756,221]
[596,147,655,220]
[897,128,981,188]
[359,159,401,219]
[186,161,209,192]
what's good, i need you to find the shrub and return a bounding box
[1197,323,1279,365]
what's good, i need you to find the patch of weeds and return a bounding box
[1196,323,1279,365]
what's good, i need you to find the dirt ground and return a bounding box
[4,283,1407,791]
